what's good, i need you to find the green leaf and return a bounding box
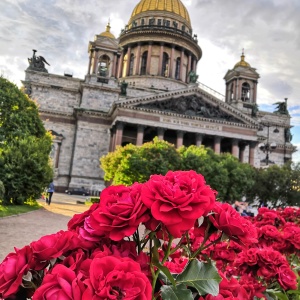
[266,289,289,300]
[161,284,194,300]
[176,260,221,296]
[154,262,176,287]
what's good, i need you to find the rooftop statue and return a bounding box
[188,70,198,83]
[120,80,128,96]
[273,98,289,115]
[27,49,50,73]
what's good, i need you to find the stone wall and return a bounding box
[69,120,110,189]
[81,87,119,112]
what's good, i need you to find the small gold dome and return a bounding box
[129,0,191,26]
[99,22,115,39]
[234,53,251,68]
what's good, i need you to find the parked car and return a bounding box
[65,187,90,196]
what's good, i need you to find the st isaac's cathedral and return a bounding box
[23,0,295,192]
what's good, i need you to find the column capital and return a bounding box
[137,124,146,130]
[196,133,204,138]
[116,122,124,130]
[157,127,165,132]
[177,130,185,138]
[214,136,222,142]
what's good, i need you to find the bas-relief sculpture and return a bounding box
[138,95,242,123]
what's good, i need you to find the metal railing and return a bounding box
[197,81,225,102]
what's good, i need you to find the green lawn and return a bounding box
[0,202,41,218]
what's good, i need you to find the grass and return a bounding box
[0,201,41,218]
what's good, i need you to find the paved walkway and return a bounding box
[0,193,92,262]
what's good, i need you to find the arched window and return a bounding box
[98,55,110,77]
[141,51,148,75]
[175,57,181,79]
[162,52,169,76]
[241,82,250,102]
[129,54,134,76]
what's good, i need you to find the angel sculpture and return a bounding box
[273,99,289,115]
[27,49,50,73]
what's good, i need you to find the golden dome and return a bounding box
[99,22,115,39]
[234,53,251,68]
[129,0,191,26]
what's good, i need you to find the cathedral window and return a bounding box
[158,19,162,26]
[141,19,145,26]
[98,55,110,77]
[162,52,169,76]
[129,54,134,76]
[230,83,234,100]
[141,51,148,75]
[241,82,250,102]
[149,18,155,26]
[175,57,181,79]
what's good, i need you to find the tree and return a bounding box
[218,153,256,202]
[0,77,46,145]
[0,77,53,204]
[179,145,229,199]
[0,180,4,200]
[101,141,257,203]
[251,162,300,208]
[179,146,256,202]
[100,138,181,185]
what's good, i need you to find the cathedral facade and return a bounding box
[22,0,295,192]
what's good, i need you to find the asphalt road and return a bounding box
[0,193,93,262]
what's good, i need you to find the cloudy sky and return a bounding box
[1,0,299,162]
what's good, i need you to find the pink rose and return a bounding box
[86,183,150,241]
[83,255,152,299]
[209,202,258,246]
[141,170,216,237]
[0,245,33,299]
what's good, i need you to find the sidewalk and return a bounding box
[0,193,92,262]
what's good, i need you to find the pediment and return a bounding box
[95,37,119,49]
[135,95,245,123]
[115,87,259,127]
[224,67,259,79]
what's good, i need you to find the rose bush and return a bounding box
[0,171,299,300]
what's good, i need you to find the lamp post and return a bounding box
[259,123,278,165]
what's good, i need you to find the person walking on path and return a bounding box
[46,182,55,205]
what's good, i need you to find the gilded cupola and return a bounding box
[128,0,192,31]
[234,52,251,68]
[99,22,116,39]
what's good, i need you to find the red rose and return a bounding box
[209,202,258,246]
[283,223,300,250]
[212,242,237,262]
[68,203,99,231]
[0,246,33,299]
[141,170,216,238]
[277,265,297,290]
[32,264,84,300]
[61,248,88,274]
[30,230,77,261]
[86,183,150,241]
[83,255,152,299]
[164,257,188,274]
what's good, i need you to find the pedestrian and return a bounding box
[47,181,55,205]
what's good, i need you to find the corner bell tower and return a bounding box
[224,51,260,115]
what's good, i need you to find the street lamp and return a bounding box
[258,123,279,165]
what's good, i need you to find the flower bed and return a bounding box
[0,171,299,299]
